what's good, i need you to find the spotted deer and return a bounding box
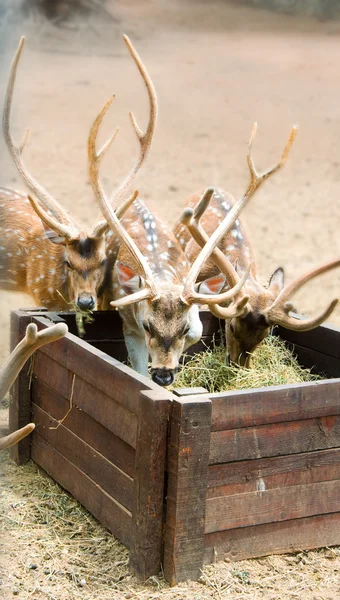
[0,322,67,450]
[174,124,340,366]
[87,102,251,386]
[0,35,152,311]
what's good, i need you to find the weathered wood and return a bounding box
[130,390,171,580]
[207,447,340,497]
[33,350,73,399]
[32,317,160,413]
[32,378,135,477]
[277,321,340,360]
[287,344,340,378]
[31,434,132,548]
[31,404,134,511]
[210,379,340,432]
[9,312,33,464]
[204,512,340,563]
[172,387,209,397]
[205,478,340,533]
[163,397,212,586]
[210,415,340,464]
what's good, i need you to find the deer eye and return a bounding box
[101,259,107,267]
[182,325,190,336]
[64,260,73,269]
[229,323,235,334]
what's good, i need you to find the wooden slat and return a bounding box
[9,312,33,464]
[163,397,212,586]
[210,415,340,464]
[210,379,340,432]
[130,390,171,580]
[32,317,169,414]
[204,512,340,563]
[31,434,132,548]
[207,447,340,497]
[32,378,135,477]
[31,404,134,511]
[32,349,138,448]
[288,344,340,378]
[205,479,340,533]
[277,321,340,360]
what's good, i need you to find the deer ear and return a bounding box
[268,267,284,293]
[116,262,144,294]
[41,221,66,245]
[195,273,226,295]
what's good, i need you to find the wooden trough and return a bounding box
[9,308,340,585]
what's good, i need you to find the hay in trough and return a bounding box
[172,335,322,393]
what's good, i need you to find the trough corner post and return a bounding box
[163,395,212,586]
[129,388,172,580]
[9,310,33,464]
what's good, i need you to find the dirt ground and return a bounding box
[1,0,340,598]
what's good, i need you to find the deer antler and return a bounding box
[263,258,340,330]
[3,37,79,239]
[88,35,160,303]
[0,322,68,450]
[180,123,297,308]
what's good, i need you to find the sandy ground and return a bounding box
[1,0,340,597]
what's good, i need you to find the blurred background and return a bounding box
[1,0,340,361]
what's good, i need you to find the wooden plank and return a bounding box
[204,512,340,563]
[205,479,340,533]
[71,375,138,449]
[173,387,209,397]
[210,415,340,464]
[207,447,340,497]
[9,312,33,465]
[32,351,138,449]
[31,404,134,511]
[163,396,212,586]
[210,379,340,432]
[130,390,171,580]
[288,344,340,378]
[277,321,340,360]
[32,378,135,477]
[31,434,132,548]
[32,317,170,414]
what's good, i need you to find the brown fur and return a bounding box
[0,186,107,310]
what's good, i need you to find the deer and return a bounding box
[0,321,67,450]
[174,124,340,367]
[86,97,255,386]
[0,35,152,312]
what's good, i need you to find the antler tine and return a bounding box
[88,97,158,299]
[90,190,139,238]
[3,37,76,230]
[27,194,78,240]
[110,35,158,207]
[181,124,297,304]
[0,423,36,451]
[181,188,240,289]
[264,258,340,330]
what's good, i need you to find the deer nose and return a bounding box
[77,295,95,310]
[151,368,175,387]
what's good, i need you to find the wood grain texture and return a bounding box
[9,312,33,464]
[210,379,340,432]
[207,447,340,497]
[163,396,212,586]
[205,479,340,533]
[210,415,340,464]
[32,378,135,477]
[130,390,171,580]
[204,512,340,563]
[31,404,134,511]
[31,434,132,548]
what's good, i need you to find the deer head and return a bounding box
[2,36,144,310]
[178,125,340,366]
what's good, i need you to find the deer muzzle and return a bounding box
[151,367,176,387]
[77,293,96,311]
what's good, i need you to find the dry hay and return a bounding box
[1,443,339,599]
[172,334,322,394]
